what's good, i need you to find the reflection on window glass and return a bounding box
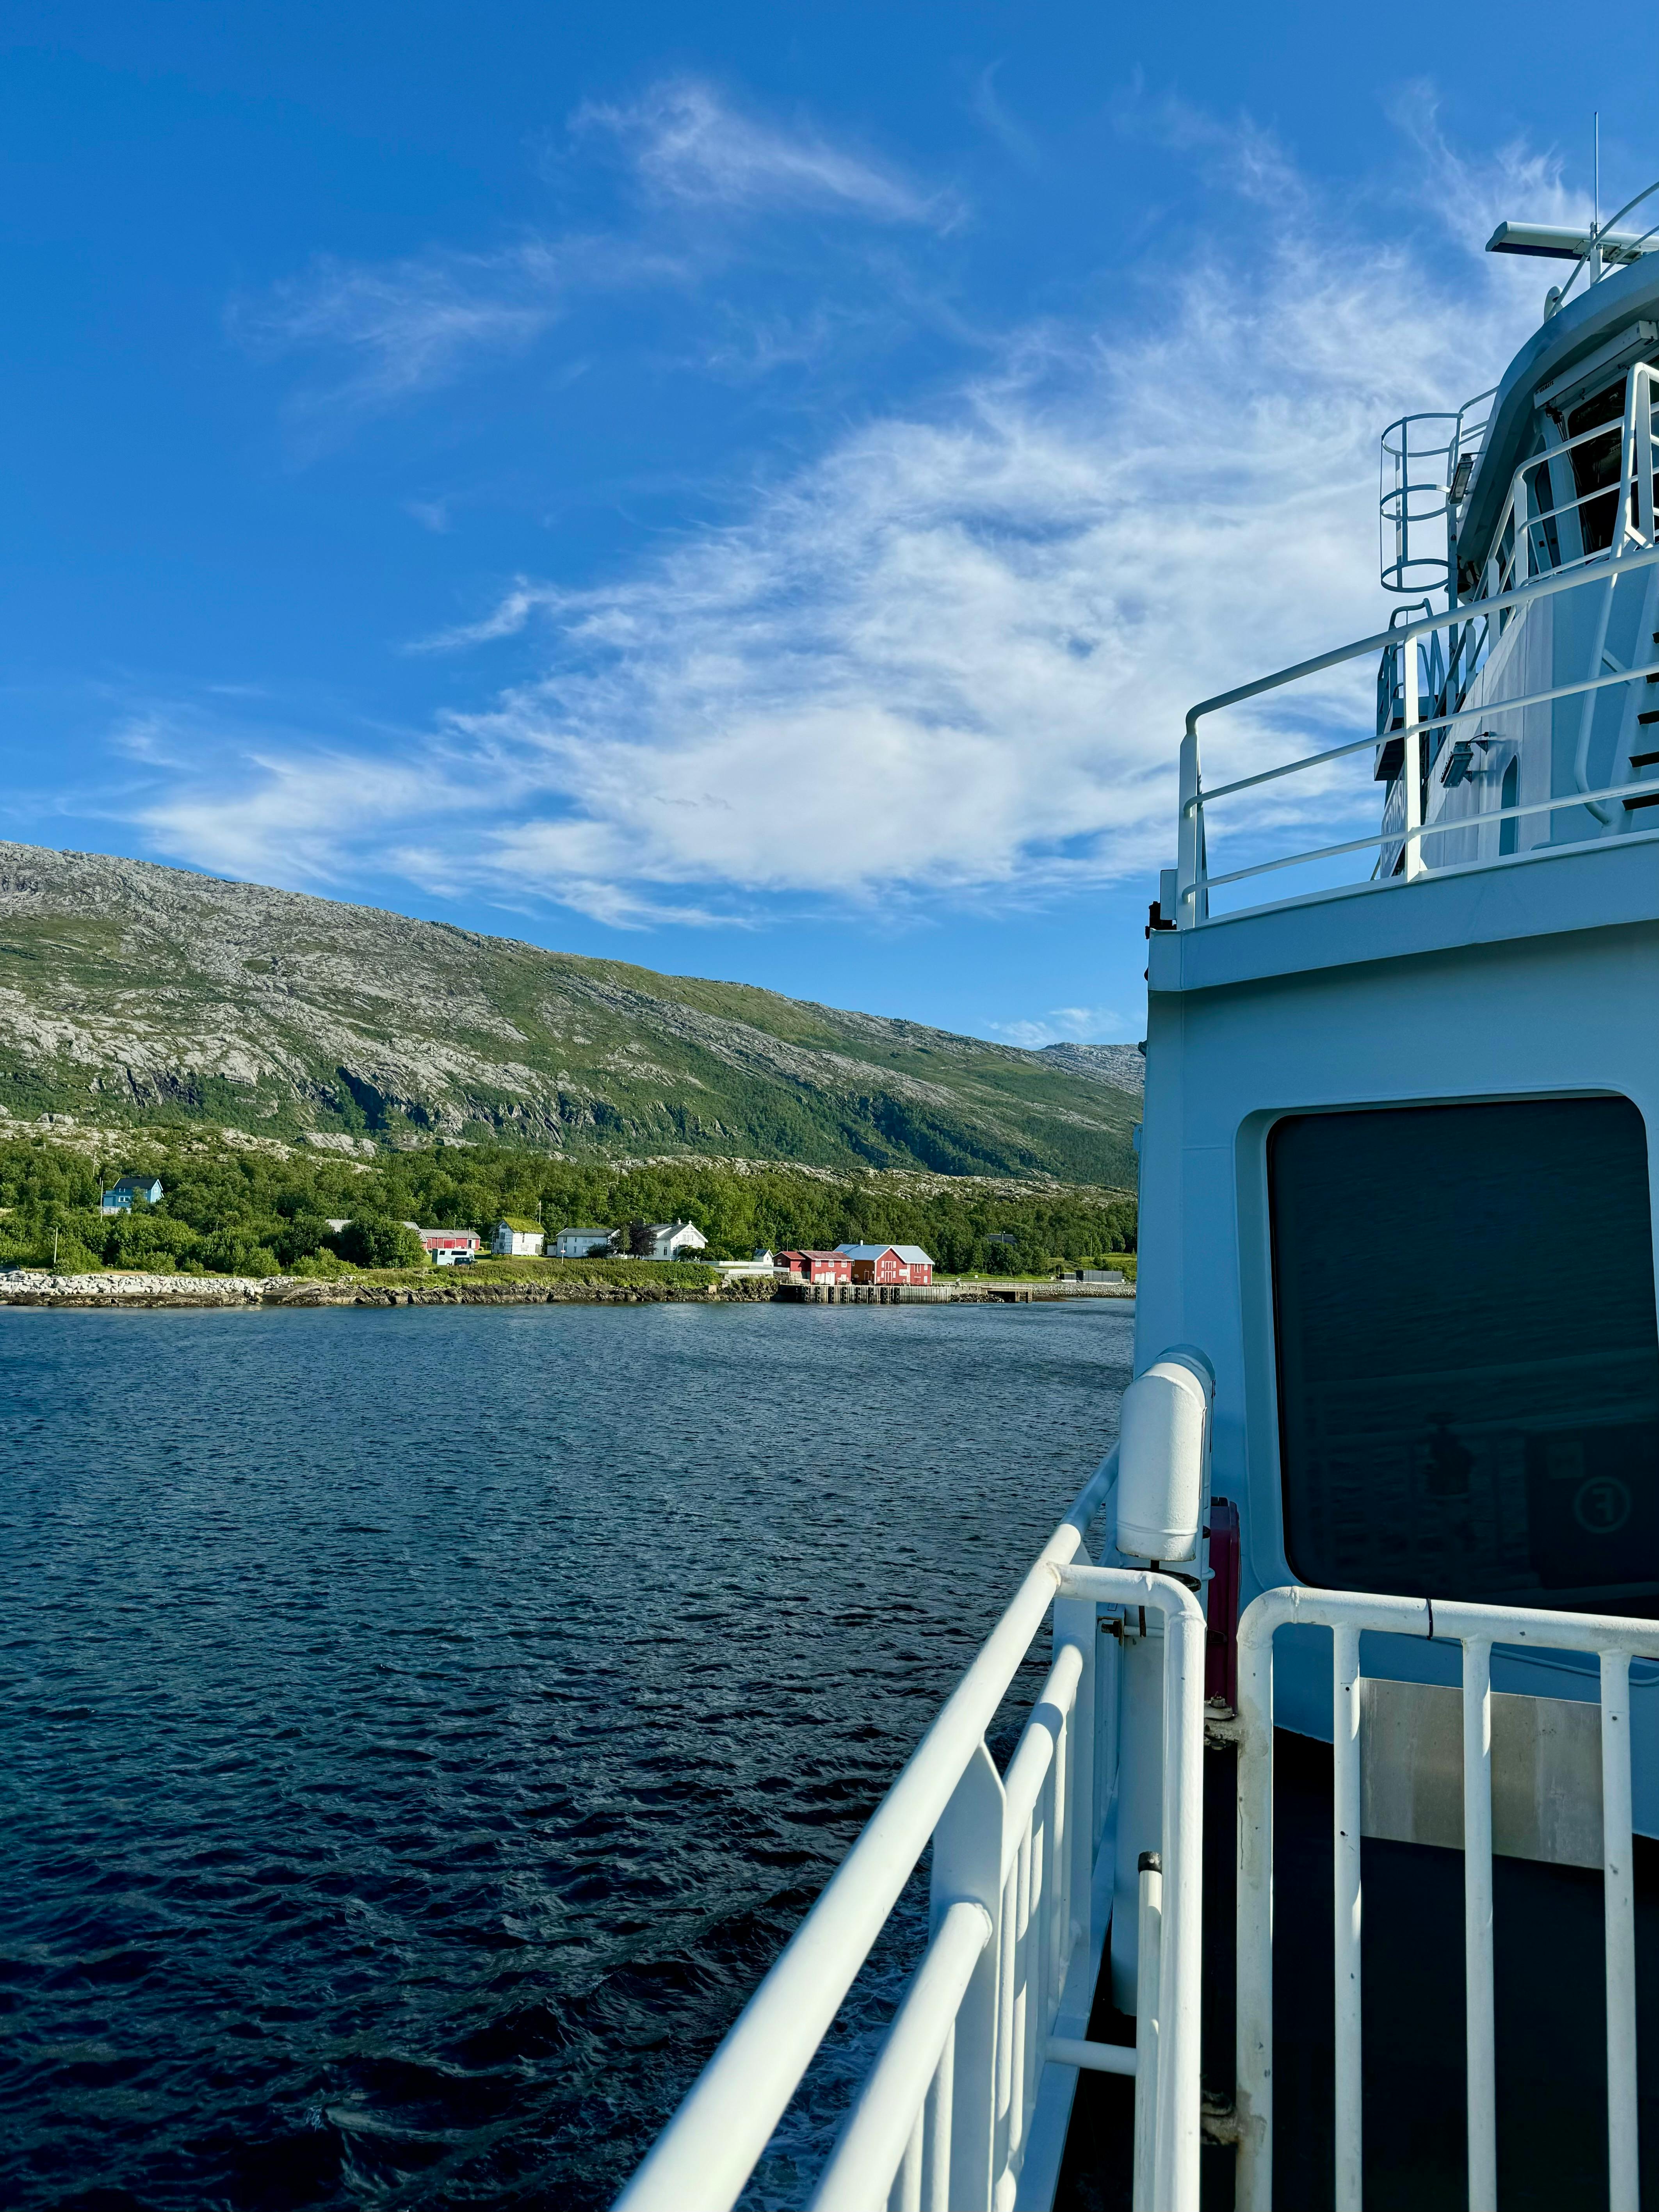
[1269,1097,1659,1609]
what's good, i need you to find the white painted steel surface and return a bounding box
[1057,1564,1207,2212]
[1234,1586,1658,2212]
[1461,1639,1497,2211]
[1047,2037,1137,2077]
[1174,372,1659,932]
[807,1901,990,2212]
[1115,1362,1208,1562]
[1602,1650,1640,2212]
[615,1372,1214,2212]
[1331,1623,1362,2211]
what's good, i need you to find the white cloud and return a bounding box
[968,64,1041,171]
[234,243,566,420]
[574,78,959,228]
[237,77,954,438]
[166,114,1571,925]
[411,148,1555,915]
[138,750,480,885]
[989,1007,1128,1048]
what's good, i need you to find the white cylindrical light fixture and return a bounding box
[1114,1357,1210,1562]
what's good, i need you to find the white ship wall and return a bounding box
[1140,835,1659,1827]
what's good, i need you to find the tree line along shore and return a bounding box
[0,1124,1137,1284]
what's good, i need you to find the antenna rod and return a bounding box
[1595,111,1600,236]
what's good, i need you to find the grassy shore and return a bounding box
[317,1256,722,1291]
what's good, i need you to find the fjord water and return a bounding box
[1,1299,1132,2210]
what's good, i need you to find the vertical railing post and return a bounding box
[1095,1612,1120,1862]
[1332,1624,1363,2211]
[1177,727,1206,927]
[1600,1650,1639,2212]
[1402,635,1425,880]
[1618,366,1643,553]
[1462,1637,1497,2211]
[1132,1853,1163,2212]
[1235,1611,1275,2212]
[1054,1596,1097,1961]
[1006,1824,1033,2176]
[1155,1607,1207,2211]
[929,1743,1007,2212]
[1636,366,1655,544]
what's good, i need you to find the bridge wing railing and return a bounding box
[1178,371,1659,927]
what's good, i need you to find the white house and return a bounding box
[554,1226,616,1258]
[644,1221,707,1261]
[492,1217,546,1257]
[100,1175,163,1215]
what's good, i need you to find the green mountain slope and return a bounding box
[0,844,1137,1187]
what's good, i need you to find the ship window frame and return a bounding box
[1259,1090,1659,1613]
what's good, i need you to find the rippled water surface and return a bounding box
[1,1300,1133,2210]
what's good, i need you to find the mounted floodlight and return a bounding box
[1450,452,1476,502]
[1486,221,1658,265]
[1441,739,1475,788]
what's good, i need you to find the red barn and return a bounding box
[416,1227,481,1267]
[779,1249,852,1283]
[836,1244,935,1285]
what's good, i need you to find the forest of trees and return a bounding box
[0,1131,1137,1278]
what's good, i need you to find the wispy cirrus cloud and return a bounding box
[232,242,569,422]
[967,64,1041,171]
[572,77,961,228]
[159,112,1570,928]
[234,77,953,434]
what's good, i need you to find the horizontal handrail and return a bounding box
[1181,536,1659,744]
[1048,2035,1137,2077]
[612,1449,1120,2212]
[1238,1580,1659,1656]
[1200,767,1659,895]
[1196,652,1656,811]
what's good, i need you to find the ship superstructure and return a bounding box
[615,195,1659,2211]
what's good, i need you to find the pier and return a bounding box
[773,1278,1133,1306]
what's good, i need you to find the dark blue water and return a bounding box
[0,1300,1133,2211]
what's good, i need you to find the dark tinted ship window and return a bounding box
[1269,1098,1659,1608]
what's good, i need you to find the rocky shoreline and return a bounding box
[0,1269,1133,1311]
[0,1269,778,1309]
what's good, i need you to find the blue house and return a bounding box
[100,1175,163,1215]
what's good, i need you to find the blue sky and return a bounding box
[0,5,1646,1043]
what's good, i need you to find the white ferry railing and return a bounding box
[1234,1586,1659,2212]
[1177,534,1659,927]
[612,1447,1210,2212]
[1485,372,1658,597]
[1551,175,1659,312]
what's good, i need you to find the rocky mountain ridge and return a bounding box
[0,844,1139,1186]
